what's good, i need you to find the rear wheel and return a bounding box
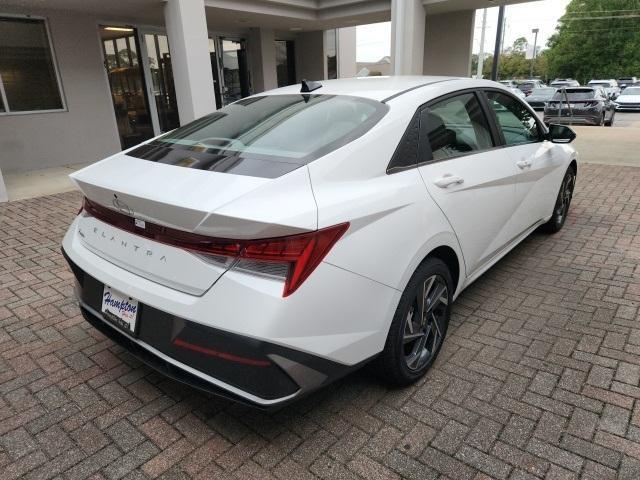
[377,258,452,386]
[541,167,576,233]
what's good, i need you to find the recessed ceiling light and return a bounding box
[104,26,134,32]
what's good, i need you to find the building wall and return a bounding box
[423,10,475,77]
[0,9,121,173]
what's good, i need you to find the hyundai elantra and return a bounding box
[62,76,578,408]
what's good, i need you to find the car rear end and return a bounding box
[544,88,604,125]
[61,92,398,408]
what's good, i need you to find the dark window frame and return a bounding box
[387,88,503,173]
[0,14,66,115]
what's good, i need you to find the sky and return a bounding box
[356,0,571,63]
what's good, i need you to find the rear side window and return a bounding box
[486,91,542,146]
[420,93,493,161]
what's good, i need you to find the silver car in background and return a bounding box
[588,79,620,99]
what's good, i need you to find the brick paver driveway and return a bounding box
[1,163,640,480]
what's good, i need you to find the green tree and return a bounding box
[512,36,528,53]
[546,0,640,83]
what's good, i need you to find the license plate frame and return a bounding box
[101,285,140,335]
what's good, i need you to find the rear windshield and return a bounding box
[552,89,596,100]
[621,87,640,95]
[532,88,555,95]
[518,82,535,90]
[589,82,611,88]
[128,94,388,178]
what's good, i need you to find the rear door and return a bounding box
[484,90,563,233]
[417,91,521,275]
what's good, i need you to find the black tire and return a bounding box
[540,167,576,234]
[376,258,452,386]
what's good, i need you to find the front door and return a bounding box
[416,92,521,275]
[484,90,562,233]
[100,26,154,149]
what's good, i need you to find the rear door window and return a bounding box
[419,93,493,162]
[486,91,542,146]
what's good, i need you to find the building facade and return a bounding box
[0,0,534,201]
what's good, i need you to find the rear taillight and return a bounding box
[81,197,348,297]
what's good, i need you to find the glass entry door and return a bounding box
[143,33,179,133]
[99,26,154,149]
[211,38,250,106]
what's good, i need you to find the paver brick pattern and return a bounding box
[1,163,640,480]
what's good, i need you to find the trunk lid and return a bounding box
[71,153,318,295]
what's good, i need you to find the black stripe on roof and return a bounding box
[381,78,456,103]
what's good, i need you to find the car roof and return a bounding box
[262,76,459,102]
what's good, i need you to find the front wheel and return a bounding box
[376,258,452,386]
[541,167,576,233]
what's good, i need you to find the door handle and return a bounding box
[516,159,533,169]
[434,174,464,188]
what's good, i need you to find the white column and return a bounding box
[0,168,7,202]
[423,10,475,77]
[248,28,278,93]
[391,0,425,75]
[337,27,357,78]
[164,0,216,123]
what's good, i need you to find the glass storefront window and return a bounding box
[0,17,64,113]
[100,26,154,149]
[275,40,296,87]
[144,33,179,132]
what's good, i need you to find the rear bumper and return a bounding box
[63,248,367,408]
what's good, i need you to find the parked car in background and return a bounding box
[507,87,527,99]
[61,77,579,407]
[518,80,546,96]
[499,80,519,88]
[544,86,615,126]
[526,87,557,110]
[588,79,620,99]
[617,77,638,90]
[614,86,640,111]
[551,79,581,88]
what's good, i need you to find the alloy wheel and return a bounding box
[403,275,448,371]
[555,172,575,223]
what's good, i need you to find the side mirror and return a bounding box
[548,124,576,144]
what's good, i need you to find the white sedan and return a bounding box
[615,86,640,111]
[62,76,578,408]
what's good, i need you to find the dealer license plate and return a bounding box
[101,285,139,334]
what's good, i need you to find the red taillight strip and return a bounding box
[82,197,243,256]
[81,197,349,296]
[172,338,271,367]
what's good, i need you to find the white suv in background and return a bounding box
[62,77,579,408]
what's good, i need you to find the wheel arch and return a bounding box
[400,234,466,299]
